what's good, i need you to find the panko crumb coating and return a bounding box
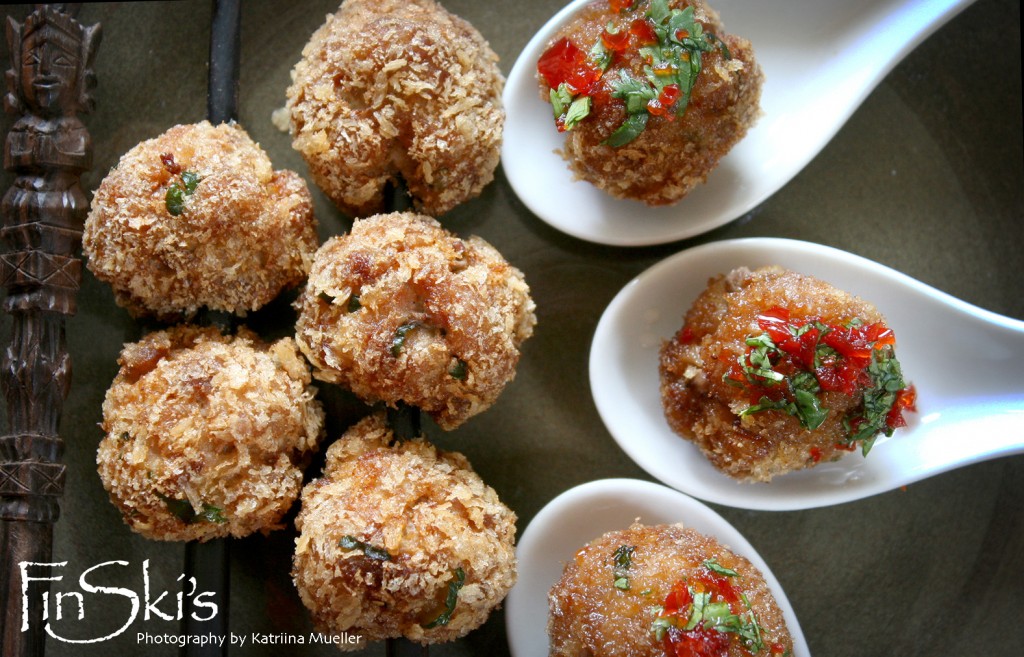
[83,120,318,320]
[538,0,763,205]
[96,325,324,542]
[548,523,792,657]
[292,413,517,649]
[660,266,911,482]
[285,0,505,217]
[295,211,536,430]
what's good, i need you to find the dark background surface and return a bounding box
[2,1,1022,655]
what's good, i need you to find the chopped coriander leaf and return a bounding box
[589,40,612,70]
[347,294,361,312]
[604,111,648,147]
[423,567,466,628]
[550,83,574,119]
[646,0,671,24]
[338,535,392,561]
[564,95,592,130]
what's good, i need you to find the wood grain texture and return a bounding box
[1,5,99,656]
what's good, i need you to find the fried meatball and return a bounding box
[285,0,504,217]
[96,325,324,542]
[83,120,318,320]
[659,266,915,482]
[292,413,517,649]
[548,523,792,657]
[537,0,763,205]
[294,211,536,430]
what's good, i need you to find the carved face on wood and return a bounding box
[20,17,81,115]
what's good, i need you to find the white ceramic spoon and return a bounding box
[505,478,809,657]
[589,238,1024,510]
[502,0,976,246]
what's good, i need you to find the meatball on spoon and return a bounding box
[503,0,976,245]
[590,238,1024,510]
[506,479,809,657]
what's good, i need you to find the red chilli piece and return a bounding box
[538,37,601,95]
[609,0,634,12]
[630,17,659,44]
[601,26,632,52]
[648,84,682,117]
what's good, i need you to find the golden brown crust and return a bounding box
[292,413,517,649]
[548,523,791,657]
[659,266,887,482]
[541,0,763,205]
[286,0,504,217]
[83,121,318,320]
[96,325,325,542]
[294,211,536,430]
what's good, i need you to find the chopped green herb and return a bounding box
[347,294,361,312]
[180,170,201,194]
[651,612,676,641]
[650,581,766,654]
[156,492,226,525]
[604,111,649,147]
[164,170,202,216]
[338,535,392,561]
[390,321,421,357]
[550,82,575,119]
[423,567,465,628]
[318,291,334,304]
[612,544,636,590]
[843,346,906,455]
[165,184,186,216]
[449,358,468,380]
[703,559,739,578]
[563,95,592,130]
[589,40,612,71]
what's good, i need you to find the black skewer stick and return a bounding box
[179,2,240,656]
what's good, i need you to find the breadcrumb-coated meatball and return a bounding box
[295,211,536,430]
[83,120,318,320]
[292,413,517,649]
[285,0,504,217]
[537,0,763,205]
[96,325,324,542]
[659,266,914,482]
[548,523,792,657]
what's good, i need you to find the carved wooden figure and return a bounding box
[1,5,99,656]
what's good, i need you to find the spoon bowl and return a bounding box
[589,238,1024,510]
[501,0,976,246]
[505,478,809,657]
